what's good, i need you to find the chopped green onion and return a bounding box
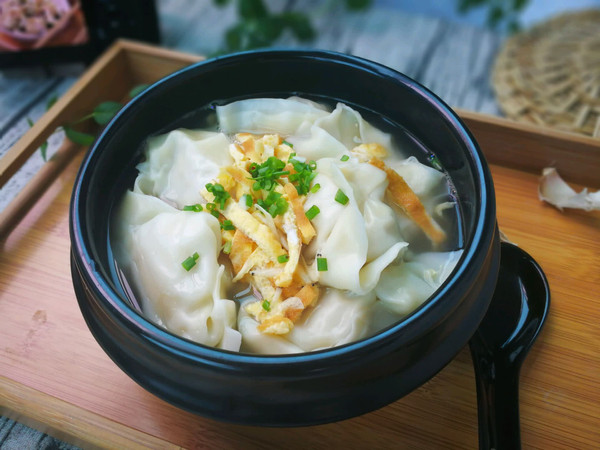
[334,189,349,205]
[223,241,232,254]
[340,154,350,161]
[181,252,200,271]
[257,190,288,218]
[289,157,318,195]
[277,254,289,263]
[248,156,289,191]
[205,202,221,218]
[206,183,231,209]
[283,140,294,148]
[262,300,271,311]
[305,205,320,220]
[243,194,253,208]
[221,220,235,231]
[317,257,328,272]
[428,153,443,171]
[183,204,203,212]
[310,183,321,194]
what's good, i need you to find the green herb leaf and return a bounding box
[262,300,271,311]
[92,101,122,125]
[280,12,315,41]
[277,254,289,264]
[27,117,49,161]
[512,0,528,11]
[457,0,487,13]
[344,0,372,10]
[340,154,350,161]
[487,5,505,27]
[239,0,268,19]
[334,189,349,205]
[46,94,58,111]
[129,84,150,98]
[63,125,95,146]
[317,257,328,272]
[40,141,48,162]
[225,24,244,51]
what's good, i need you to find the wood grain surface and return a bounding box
[1,43,599,449]
[1,147,598,449]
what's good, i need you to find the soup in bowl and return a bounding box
[70,49,500,426]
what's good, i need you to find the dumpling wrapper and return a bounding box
[385,156,450,244]
[375,250,462,315]
[304,158,407,294]
[134,129,232,209]
[217,97,329,135]
[113,191,241,351]
[312,102,394,151]
[238,288,376,354]
[287,102,396,160]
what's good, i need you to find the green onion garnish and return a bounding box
[305,205,320,220]
[310,183,321,194]
[317,257,328,272]
[288,157,317,195]
[262,300,271,311]
[205,202,220,218]
[283,140,294,148]
[277,254,289,263]
[340,154,350,161]
[257,190,288,218]
[206,183,231,209]
[223,241,232,254]
[221,220,235,231]
[183,204,203,212]
[181,252,199,271]
[334,189,349,205]
[428,154,443,171]
[248,156,290,191]
[243,194,253,208]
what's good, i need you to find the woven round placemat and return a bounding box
[492,9,600,137]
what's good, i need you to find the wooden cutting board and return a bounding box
[1,41,599,449]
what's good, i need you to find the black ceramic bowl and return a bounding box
[70,50,500,426]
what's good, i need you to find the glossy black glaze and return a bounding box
[69,50,501,426]
[469,242,550,449]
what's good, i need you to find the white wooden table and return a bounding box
[0,1,503,447]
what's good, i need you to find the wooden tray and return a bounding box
[1,40,598,449]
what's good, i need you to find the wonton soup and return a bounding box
[111,97,463,354]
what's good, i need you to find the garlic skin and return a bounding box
[538,168,600,211]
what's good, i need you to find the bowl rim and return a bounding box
[70,48,496,366]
